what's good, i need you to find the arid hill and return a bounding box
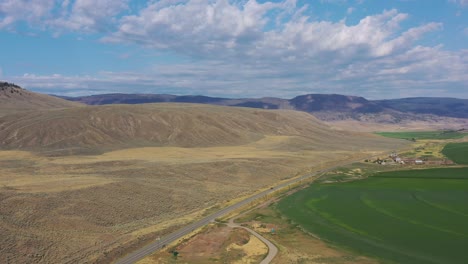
[0,103,395,155]
[58,92,468,131]
[0,82,82,117]
[0,91,409,263]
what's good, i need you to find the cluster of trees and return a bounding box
[0,82,24,95]
[0,82,21,89]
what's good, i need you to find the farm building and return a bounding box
[401,158,425,165]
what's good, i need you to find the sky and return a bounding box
[0,0,467,99]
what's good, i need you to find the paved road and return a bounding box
[115,172,317,264]
[114,179,293,264]
[114,153,394,264]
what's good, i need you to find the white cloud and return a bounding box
[49,0,129,32]
[0,0,55,29]
[0,0,128,32]
[1,1,466,99]
[11,44,468,99]
[105,3,441,64]
[104,0,294,57]
[449,0,468,6]
[0,1,450,60]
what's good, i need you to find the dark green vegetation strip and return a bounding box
[375,167,468,179]
[376,131,468,140]
[442,142,468,165]
[278,167,468,264]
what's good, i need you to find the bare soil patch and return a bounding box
[240,206,378,264]
[139,224,266,264]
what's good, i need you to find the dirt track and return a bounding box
[227,209,278,263]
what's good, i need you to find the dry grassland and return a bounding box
[328,118,468,132]
[0,104,407,263]
[147,203,378,264]
[139,225,267,264]
[234,206,378,264]
[0,86,82,117]
[0,136,403,263]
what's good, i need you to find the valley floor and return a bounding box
[141,139,468,264]
[0,135,402,263]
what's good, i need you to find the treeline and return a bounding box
[0,82,22,89]
[0,82,24,96]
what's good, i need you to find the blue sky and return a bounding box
[0,0,467,99]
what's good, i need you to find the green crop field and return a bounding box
[376,131,468,140]
[442,142,468,165]
[278,167,468,264]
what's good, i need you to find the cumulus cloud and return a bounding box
[50,0,129,32]
[0,0,55,29]
[335,46,468,97]
[254,10,441,62]
[11,44,468,99]
[0,0,128,32]
[105,2,441,64]
[1,0,467,98]
[104,0,294,57]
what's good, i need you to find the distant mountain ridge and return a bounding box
[0,82,405,155]
[56,93,468,120]
[58,93,289,110]
[375,97,468,119]
[2,80,465,131]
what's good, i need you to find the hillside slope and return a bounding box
[375,97,468,119]
[0,103,398,155]
[0,82,82,116]
[289,94,384,113]
[57,93,468,131]
[58,93,290,109]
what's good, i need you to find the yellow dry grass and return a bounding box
[0,138,380,195]
[227,234,268,264]
[401,139,465,159]
[0,140,394,264]
[239,206,378,264]
[0,175,114,193]
[0,86,83,117]
[139,225,267,264]
[328,119,468,132]
[48,136,294,164]
[0,105,408,263]
[0,134,404,263]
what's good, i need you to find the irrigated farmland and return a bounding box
[442,142,468,165]
[278,167,468,264]
[376,130,468,140]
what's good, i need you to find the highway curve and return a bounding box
[115,171,318,264]
[114,152,398,264]
[226,208,278,263]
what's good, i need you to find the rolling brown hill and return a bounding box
[0,87,410,263]
[58,92,468,131]
[0,82,83,117]
[0,103,399,155]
